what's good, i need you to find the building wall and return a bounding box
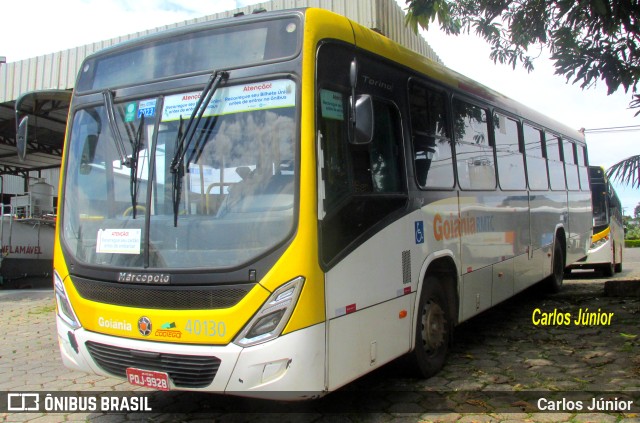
[1,169,59,195]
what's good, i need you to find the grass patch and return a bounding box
[28,304,56,315]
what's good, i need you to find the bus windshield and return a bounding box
[61,79,297,270]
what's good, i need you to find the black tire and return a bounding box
[614,244,622,273]
[411,276,453,378]
[602,245,617,276]
[545,241,565,293]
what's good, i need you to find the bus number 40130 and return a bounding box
[185,319,227,337]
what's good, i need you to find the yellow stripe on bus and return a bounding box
[591,227,611,244]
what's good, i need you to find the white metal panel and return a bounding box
[324,211,420,389]
[1,175,26,194]
[0,169,60,195]
[492,258,514,306]
[27,58,38,95]
[461,266,493,320]
[328,295,412,390]
[325,216,416,317]
[35,56,45,91]
[42,54,54,89]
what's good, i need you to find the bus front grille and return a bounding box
[86,341,221,388]
[72,277,253,310]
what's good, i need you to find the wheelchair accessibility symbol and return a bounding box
[415,221,424,244]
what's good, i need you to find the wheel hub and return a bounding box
[421,300,446,350]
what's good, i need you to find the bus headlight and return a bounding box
[234,276,304,347]
[590,235,609,250]
[54,271,81,330]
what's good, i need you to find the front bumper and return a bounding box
[57,317,326,400]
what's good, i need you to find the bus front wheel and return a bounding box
[411,276,452,378]
[545,241,565,293]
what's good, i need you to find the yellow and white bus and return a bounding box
[568,166,623,276]
[53,8,592,399]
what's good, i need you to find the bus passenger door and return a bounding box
[318,95,412,390]
[316,48,412,390]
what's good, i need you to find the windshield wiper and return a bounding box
[102,90,146,219]
[102,90,131,167]
[169,70,229,226]
[130,113,145,219]
[171,117,184,227]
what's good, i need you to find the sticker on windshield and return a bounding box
[124,99,156,122]
[320,89,344,120]
[96,229,142,254]
[138,99,157,119]
[124,102,137,123]
[161,79,295,122]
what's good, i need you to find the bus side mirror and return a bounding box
[350,94,374,145]
[16,116,29,161]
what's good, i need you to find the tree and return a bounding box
[402,0,640,187]
[608,155,640,188]
[402,0,640,104]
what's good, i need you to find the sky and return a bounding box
[2,0,639,214]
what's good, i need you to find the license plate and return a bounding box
[126,367,170,391]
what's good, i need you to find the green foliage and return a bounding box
[624,239,640,248]
[607,155,640,188]
[626,226,640,240]
[402,0,640,104]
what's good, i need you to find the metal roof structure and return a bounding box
[0,0,440,177]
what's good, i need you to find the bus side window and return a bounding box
[576,144,590,190]
[494,113,526,190]
[453,99,495,190]
[563,139,580,190]
[523,124,548,190]
[348,100,403,194]
[546,133,566,190]
[408,82,454,188]
[367,101,403,193]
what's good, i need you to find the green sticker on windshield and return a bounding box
[320,90,344,121]
[124,102,137,122]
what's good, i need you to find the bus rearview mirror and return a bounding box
[16,116,28,161]
[350,94,374,145]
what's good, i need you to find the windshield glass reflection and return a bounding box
[62,80,297,270]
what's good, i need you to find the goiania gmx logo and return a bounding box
[137,317,152,336]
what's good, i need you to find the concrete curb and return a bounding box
[604,280,640,297]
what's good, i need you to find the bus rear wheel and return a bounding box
[602,260,615,277]
[411,276,452,378]
[614,243,622,273]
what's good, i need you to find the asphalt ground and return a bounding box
[1,250,639,422]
